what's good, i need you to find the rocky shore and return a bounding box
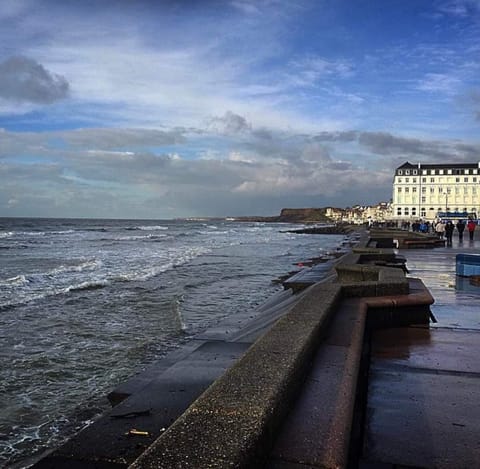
[284,224,357,235]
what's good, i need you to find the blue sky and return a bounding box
[0,0,479,218]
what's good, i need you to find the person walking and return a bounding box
[445,221,454,246]
[467,218,477,241]
[456,219,466,243]
[435,221,445,239]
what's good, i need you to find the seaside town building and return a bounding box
[325,203,392,225]
[392,162,480,222]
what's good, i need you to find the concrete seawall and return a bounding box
[33,228,443,468]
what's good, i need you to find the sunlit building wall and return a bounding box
[392,162,480,221]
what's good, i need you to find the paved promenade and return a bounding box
[362,230,480,468]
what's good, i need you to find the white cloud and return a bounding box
[416,73,462,95]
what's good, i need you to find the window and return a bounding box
[397,178,402,183]
[412,187,417,193]
[405,178,410,183]
[405,187,410,193]
[406,170,410,175]
[465,170,469,174]
[430,177,435,183]
[430,187,435,193]
[439,170,444,175]
[422,177,426,183]
[413,170,418,175]
[448,169,452,174]
[412,178,417,183]
[397,208,402,215]
[421,208,426,217]
[405,207,409,215]
[412,208,417,216]
[422,187,426,193]
[398,187,402,192]
[456,177,460,183]
[473,177,477,182]
[464,177,468,182]
[421,196,426,203]
[398,170,403,175]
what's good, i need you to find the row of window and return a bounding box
[398,187,477,194]
[396,207,479,217]
[397,177,478,184]
[397,168,478,176]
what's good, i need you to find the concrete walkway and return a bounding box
[362,232,480,468]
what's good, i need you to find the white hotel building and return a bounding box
[392,162,480,222]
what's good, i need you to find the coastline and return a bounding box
[22,228,360,468]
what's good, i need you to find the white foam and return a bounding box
[137,225,169,231]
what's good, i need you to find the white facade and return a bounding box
[392,162,480,221]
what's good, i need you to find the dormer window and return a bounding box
[398,170,403,175]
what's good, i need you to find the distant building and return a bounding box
[325,203,392,224]
[392,161,480,221]
[325,207,344,222]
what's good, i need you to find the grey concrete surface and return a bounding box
[363,233,480,468]
[365,326,480,469]
[268,298,366,469]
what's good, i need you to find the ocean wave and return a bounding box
[0,231,14,238]
[138,225,169,231]
[2,274,29,286]
[115,234,169,241]
[49,259,102,276]
[65,280,109,292]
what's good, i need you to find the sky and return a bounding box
[0,0,479,219]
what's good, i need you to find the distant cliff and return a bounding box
[231,208,333,224]
[278,208,330,223]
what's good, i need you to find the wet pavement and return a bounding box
[362,231,480,468]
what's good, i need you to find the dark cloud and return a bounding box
[358,131,480,163]
[63,128,186,149]
[313,130,358,142]
[0,56,69,104]
[207,111,251,134]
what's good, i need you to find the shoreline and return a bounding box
[23,228,360,467]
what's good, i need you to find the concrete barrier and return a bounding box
[129,247,433,468]
[130,283,342,468]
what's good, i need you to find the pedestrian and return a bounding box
[445,221,454,246]
[456,219,466,243]
[467,218,477,241]
[435,221,445,239]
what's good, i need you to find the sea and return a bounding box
[0,217,348,467]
